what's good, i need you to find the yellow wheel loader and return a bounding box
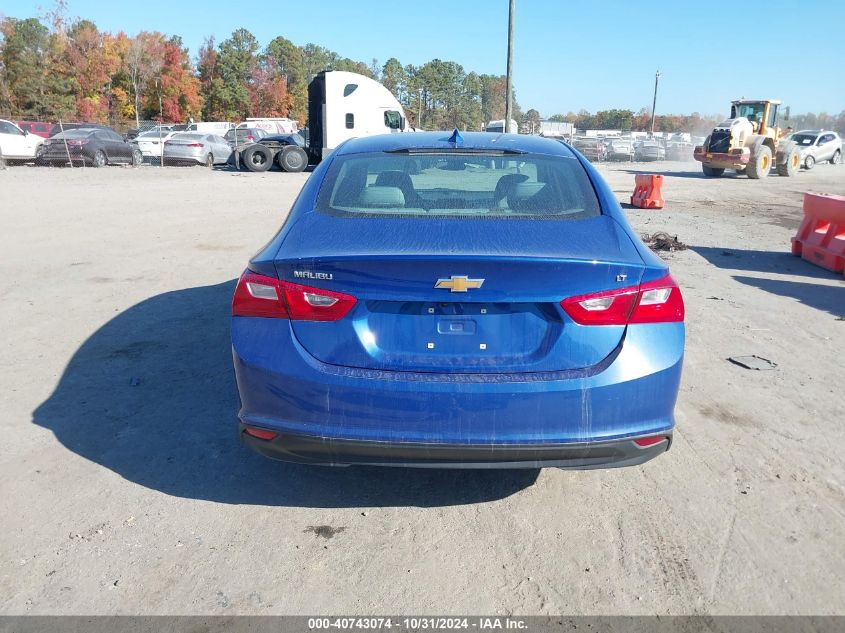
[694,99,801,179]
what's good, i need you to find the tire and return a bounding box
[205,153,214,167]
[131,148,143,167]
[746,145,771,179]
[278,145,308,173]
[776,147,800,177]
[242,144,273,172]
[803,155,815,170]
[0,145,5,169]
[93,150,106,168]
[830,150,840,165]
[702,165,724,177]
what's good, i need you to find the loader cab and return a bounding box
[731,100,780,136]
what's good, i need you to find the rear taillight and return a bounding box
[186,143,204,148]
[561,274,684,325]
[232,271,356,321]
[65,139,88,146]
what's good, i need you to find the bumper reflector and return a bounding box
[634,435,668,447]
[244,427,279,441]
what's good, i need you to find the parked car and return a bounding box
[605,138,634,161]
[789,130,842,169]
[572,137,607,161]
[231,131,685,469]
[162,133,232,166]
[184,121,233,135]
[224,127,268,149]
[0,119,46,163]
[131,129,179,162]
[14,121,51,138]
[634,140,666,161]
[48,122,109,137]
[125,124,175,141]
[666,141,694,161]
[40,127,142,167]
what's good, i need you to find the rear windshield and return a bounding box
[171,133,204,141]
[315,151,601,219]
[791,134,816,145]
[54,129,95,139]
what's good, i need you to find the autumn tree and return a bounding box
[211,28,259,119]
[126,32,164,126]
[142,36,202,122]
[0,17,74,119]
[65,20,120,122]
[264,36,307,123]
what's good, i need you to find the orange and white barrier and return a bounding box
[630,174,665,209]
[791,192,845,276]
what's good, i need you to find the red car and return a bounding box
[15,121,51,139]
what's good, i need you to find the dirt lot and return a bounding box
[0,159,843,615]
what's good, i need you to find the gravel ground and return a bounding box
[0,158,843,615]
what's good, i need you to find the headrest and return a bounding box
[360,186,406,208]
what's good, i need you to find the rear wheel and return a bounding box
[131,148,143,166]
[830,150,840,165]
[804,155,815,170]
[278,146,308,172]
[746,145,771,179]
[776,147,800,177]
[702,165,724,177]
[243,144,273,172]
[92,150,106,168]
[205,153,214,167]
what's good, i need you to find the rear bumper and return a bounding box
[163,150,204,164]
[240,426,672,469]
[41,148,90,164]
[694,149,749,166]
[232,319,684,469]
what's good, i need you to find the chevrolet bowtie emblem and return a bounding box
[434,276,485,293]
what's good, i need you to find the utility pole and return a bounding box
[650,70,660,137]
[418,88,423,129]
[504,0,515,133]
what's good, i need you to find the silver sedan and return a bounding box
[790,130,842,170]
[162,133,232,166]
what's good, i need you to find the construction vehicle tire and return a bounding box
[776,147,800,177]
[702,165,724,177]
[746,145,771,179]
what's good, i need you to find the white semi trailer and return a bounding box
[238,70,410,172]
[307,70,409,163]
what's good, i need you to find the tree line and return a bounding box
[2,7,842,135]
[0,8,519,131]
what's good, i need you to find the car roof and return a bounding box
[336,131,578,158]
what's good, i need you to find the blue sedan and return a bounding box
[231,131,684,469]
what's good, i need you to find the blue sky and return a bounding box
[4,0,844,116]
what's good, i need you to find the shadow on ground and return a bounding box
[32,281,538,507]
[733,275,845,319]
[618,168,745,179]
[692,246,843,279]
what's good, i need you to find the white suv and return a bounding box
[0,119,45,163]
[789,130,842,170]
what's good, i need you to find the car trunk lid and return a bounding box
[275,213,645,373]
